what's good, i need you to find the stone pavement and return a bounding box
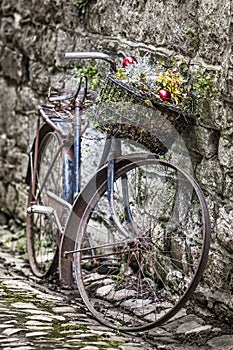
[0,249,232,350]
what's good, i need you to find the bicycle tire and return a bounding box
[69,154,210,331]
[26,129,69,277]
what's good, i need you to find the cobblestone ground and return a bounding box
[0,247,232,349]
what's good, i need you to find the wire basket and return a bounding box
[94,75,193,154]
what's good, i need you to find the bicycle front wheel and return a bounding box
[26,129,70,277]
[72,155,210,331]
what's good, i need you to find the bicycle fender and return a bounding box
[25,123,54,185]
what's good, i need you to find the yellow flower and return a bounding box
[157,70,183,104]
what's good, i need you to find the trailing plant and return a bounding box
[73,60,100,91]
[191,70,219,98]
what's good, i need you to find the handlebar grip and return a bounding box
[65,51,116,71]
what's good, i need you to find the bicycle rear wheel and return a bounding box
[72,155,210,331]
[26,129,70,277]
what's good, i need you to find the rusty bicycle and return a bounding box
[26,51,211,332]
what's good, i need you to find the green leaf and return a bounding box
[144,99,153,107]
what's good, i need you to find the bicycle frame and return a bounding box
[27,51,143,285]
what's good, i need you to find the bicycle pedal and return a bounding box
[27,204,55,215]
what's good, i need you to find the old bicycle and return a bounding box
[26,52,211,332]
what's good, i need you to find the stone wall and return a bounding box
[0,0,232,320]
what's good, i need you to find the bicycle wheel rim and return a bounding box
[72,156,211,331]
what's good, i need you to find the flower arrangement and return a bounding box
[114,55,219,113]
[93,54,219,153]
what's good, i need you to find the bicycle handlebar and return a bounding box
[65,51,117,71]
